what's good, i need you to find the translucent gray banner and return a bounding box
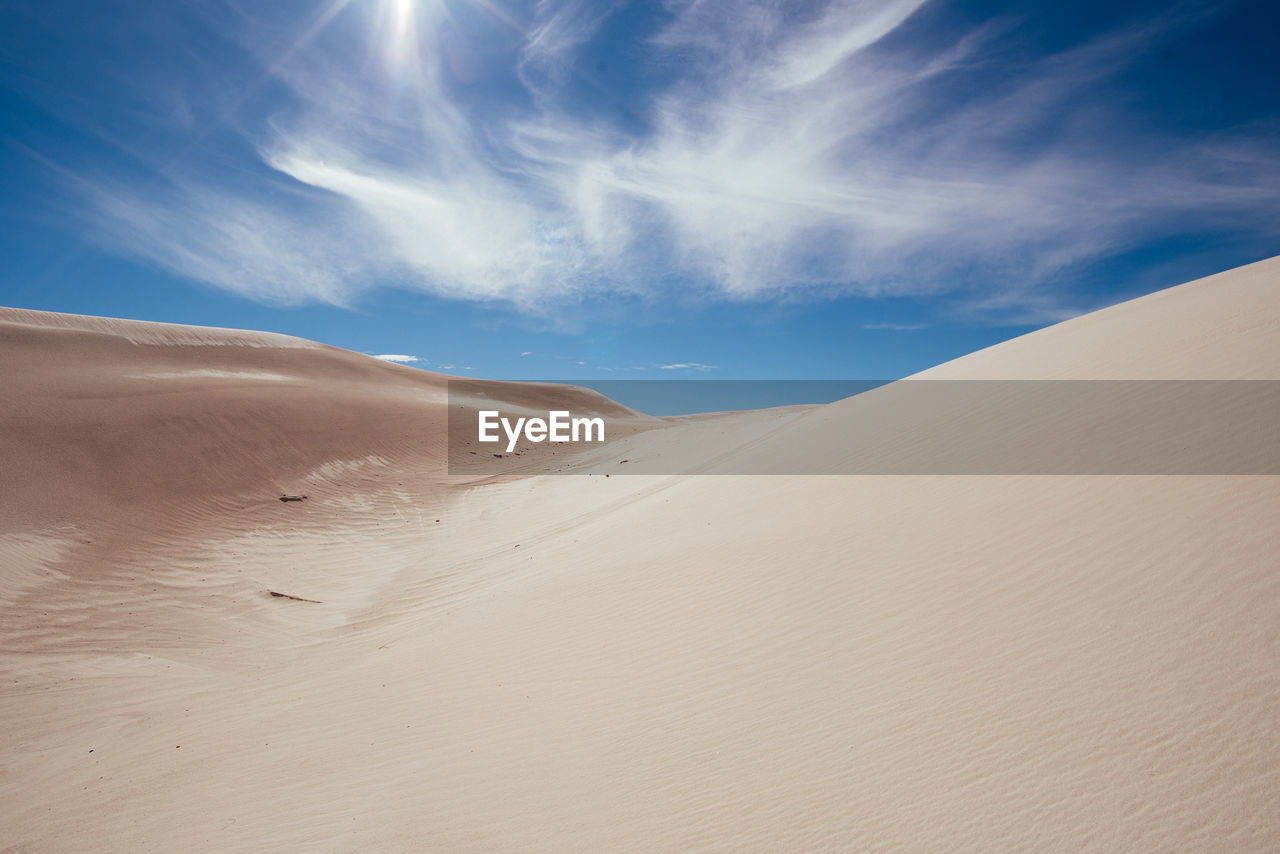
[446,380,1280,475]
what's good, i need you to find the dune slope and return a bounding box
[2,258,1279,852]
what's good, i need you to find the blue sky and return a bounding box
[1,0,1277,382]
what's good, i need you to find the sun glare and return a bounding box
[392,0,414,37]
[380,0,422,73]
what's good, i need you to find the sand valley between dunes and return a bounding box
[2,257,1279,852]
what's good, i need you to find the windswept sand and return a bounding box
[2,257,1279,852]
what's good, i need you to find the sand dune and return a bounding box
[2,258,1279,852]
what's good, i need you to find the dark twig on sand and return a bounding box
[268,591,322,603]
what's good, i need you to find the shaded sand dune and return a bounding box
[2,257,1279,852]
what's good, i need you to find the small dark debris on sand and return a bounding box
[279,494,308,502]
[268,591,322,603]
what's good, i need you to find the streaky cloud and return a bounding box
[72,0,1280,318]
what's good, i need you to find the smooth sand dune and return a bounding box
[2,258,1279,852]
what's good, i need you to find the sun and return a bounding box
[391,0,415,37]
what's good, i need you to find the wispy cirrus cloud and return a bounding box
[862,322,929,331]
[519,0,627,85]
[62,0,1280,317]
[372,354,420,363]
[660,362,718,371]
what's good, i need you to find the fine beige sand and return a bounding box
[2,257,1278,852]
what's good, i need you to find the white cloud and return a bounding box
[660,362,718,371]
[520,0,625,85]
[862,322,928,331]
[372,354,420,363]
[765,0,932,90]
[86,176,369,307]
[76,0,1280,316]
